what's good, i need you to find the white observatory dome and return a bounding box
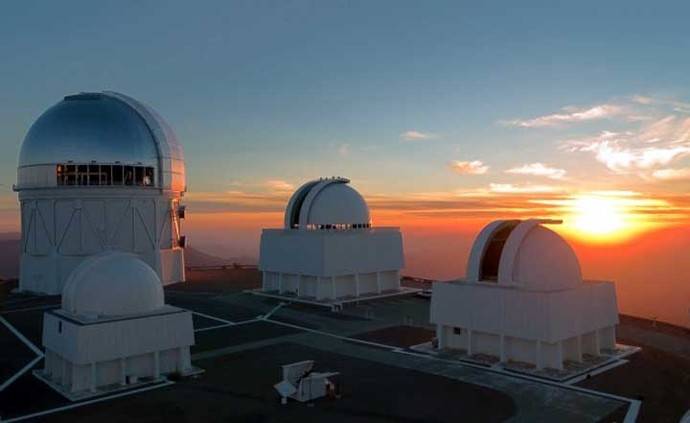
[284,177,370,229]
[61,252,165,318]
[16,91,185,192]
[466,219,582,290]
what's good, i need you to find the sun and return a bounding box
[572,195,626,237]
[555,192,668,243]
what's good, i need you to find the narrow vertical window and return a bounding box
[124,166,134,185]
[56,165,65,186]
[102,165,112,185]
[66,165,76,186]
[144,167,154,186]
[78,165,88,185]
[88,164,100,185]
[113,165,123,185]
[135,166,144,185]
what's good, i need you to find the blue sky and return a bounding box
[2,0,690,203]
[3,2,690,327]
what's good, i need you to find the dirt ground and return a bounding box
[577,334,690,423]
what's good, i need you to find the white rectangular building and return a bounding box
[39,307,195,399]
[430,219,619,370]
[259,177,405,301]
[35,252,198,400]
[260,227,403,300]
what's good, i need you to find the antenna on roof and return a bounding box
[534,219,563,225]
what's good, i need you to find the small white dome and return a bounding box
[466,219,582,290]
[284,177,370,229]
[510,224,582,290]
[62,252,164,318]
[306,183,369,226]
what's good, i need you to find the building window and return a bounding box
[124,166,134,185]
[88,164,100,185]
[58,321,62,334]
[113,165,123,185]
[56,165,65,186]
[56,163,156,188]
[453,327,462,335]
[101,165,112,185]
[144,167,154,186]
[134,166,144,185]
[65,165,76,185]
[78,165,88,185]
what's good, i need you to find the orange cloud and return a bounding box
[449,160,488,175]
[488,183,562,194]
[264,179,294,192]
[652,167,690,181]
[505,162,566,180]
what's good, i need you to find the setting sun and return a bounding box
[572,195,626,237]
[553,192,672,243]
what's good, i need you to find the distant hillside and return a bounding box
[0,238,20,279]
[184,246,254,267]
[0,234,252,278]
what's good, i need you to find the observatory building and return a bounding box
[15,91,187,295]
[430,219,619,370]
[258,177,404,302]
[35,252,197,400]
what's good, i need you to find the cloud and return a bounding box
[449,160,489,175]
[185,190,289,213]
[505,163,566,180]
[588,190,641,197]
[562,111,690,177]
[488,183,562,194]
[632,95,690,114]
[502,104,622,128]
[632,95,654,105]
[566,132,690,173]
[264,180,294,192]
[185,187,690,229]
[400,130,436,141]
[652,167,690,181]
[337,143,350,157]
[630,115,690,145]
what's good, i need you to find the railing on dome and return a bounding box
[185,263,259,271]
[302,223,372,230]
[265,226,398,234]
[56,163,155,187]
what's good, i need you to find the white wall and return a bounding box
[19,189,185,294]
[259,228,404,277]
[430,280,619,344]
[505,336,536,364]
[43,308,194,365]
[263,269,401,301]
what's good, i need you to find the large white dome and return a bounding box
[61,252,165,318]
[284,177,370,229]
[466,219,582,290]
[19,93,158,168]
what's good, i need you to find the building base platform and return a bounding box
[408,342,640,383]
[246,287,422,311]
[33,366,204,401]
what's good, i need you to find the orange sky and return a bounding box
[175,187,690,328]
[0,185,686,327]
